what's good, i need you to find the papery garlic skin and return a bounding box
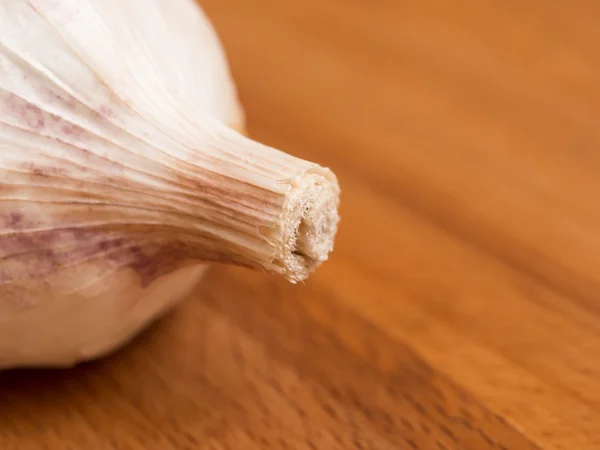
[0,0,339,369]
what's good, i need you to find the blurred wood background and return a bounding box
[2,1,600,449]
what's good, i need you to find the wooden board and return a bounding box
[2,1,600,448]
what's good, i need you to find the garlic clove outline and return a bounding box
[0,0,340,369]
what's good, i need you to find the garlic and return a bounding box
[0,0,340,369]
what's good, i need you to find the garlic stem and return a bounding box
[167,123,340,282]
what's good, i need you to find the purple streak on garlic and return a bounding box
[0,0,340,369]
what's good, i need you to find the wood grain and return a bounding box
[2,1,600,448]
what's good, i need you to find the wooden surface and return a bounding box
[2,1,600,449]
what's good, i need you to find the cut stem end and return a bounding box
[277,170,340,283]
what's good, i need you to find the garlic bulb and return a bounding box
[0,0,340,369]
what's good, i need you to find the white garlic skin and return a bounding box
[0,0,247,368]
